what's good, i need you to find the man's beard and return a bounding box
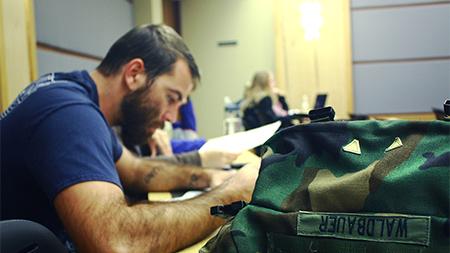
[119,85,163,149]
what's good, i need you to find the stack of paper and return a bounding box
[200,121,281,153]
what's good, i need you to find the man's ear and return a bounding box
[123,58,146,91]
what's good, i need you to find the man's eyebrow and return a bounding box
[168,88,183,102]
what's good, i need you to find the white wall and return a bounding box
[34,0,134,76]
[351,0,450,114]
[181,0,275,138]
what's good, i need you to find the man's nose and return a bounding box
[162,106,179,123]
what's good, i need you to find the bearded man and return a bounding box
[0,24,259,253]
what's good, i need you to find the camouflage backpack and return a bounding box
[203,120,450,253]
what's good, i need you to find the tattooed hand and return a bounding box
[223,159,261,202]
[206,169,237,188]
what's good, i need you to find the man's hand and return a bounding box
[206,169,236,188]
[199,150,240,168]
[216,158,261,202]
[148,128,173,156]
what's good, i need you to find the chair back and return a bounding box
[0,220,68,253]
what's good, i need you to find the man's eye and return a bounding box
[167,95,176,104]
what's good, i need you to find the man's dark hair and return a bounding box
[97,24,200,86]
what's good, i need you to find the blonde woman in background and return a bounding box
[241,70,291,130]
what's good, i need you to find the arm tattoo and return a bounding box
[190,174,199,184]
[188,173,209,189]
[143,166,161,184]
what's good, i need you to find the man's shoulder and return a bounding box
[18,82,102,126]
[40,71,97,103]
[1,72,107,143]
[1,71,97,120]
[32,71,101,116]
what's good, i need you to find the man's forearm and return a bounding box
[56,162,258,253]
[146,151,202,167]
[119,158,211,193]
[125,192,228,252]
[110,181,244,252]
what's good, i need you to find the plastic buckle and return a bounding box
[308,106,335,123]
[210,201,247,218]
[444,99,450,117]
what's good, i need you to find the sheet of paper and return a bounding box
[148,191,204,202]
[200,121,281,153]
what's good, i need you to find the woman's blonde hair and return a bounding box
[241,70,278,111]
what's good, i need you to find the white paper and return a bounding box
[149,191,204,202]
[200,121,281,153]
[170,191,204,201]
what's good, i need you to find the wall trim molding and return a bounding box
[353,56,450,65]
[37,42,103,61]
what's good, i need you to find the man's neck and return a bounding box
[90,70,124,125]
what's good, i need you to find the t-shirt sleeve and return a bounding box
[26,104,123,201]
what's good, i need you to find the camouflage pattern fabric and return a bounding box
[202,120,450,253]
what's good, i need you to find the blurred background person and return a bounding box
[170,97,207,153]
[240,70,291,130]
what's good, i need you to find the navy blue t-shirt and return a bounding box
[0,71,123,246]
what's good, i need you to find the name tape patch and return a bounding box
[297,211,430,246]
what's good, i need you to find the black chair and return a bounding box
[0,219,68,253]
